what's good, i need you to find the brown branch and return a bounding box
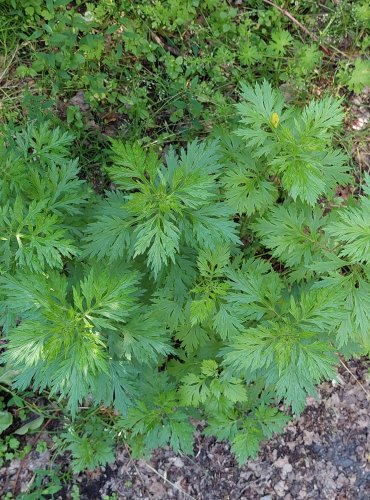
[339,359,370,399]
[262,0,332,56]
[150,32,180,56]
[143,461,197,500]
[12,418,53,496]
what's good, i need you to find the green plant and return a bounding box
[63,418,115,473]
[0,436,20,466]
[0,82,368,472]
[3,0,368,139]
[338,57,370,93]
[17,468,63,500]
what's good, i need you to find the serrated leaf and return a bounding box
[231,427,263,464]
[15,416,44,435]
[0,411,13,434]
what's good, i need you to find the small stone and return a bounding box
[282,463,293,476]
[172,457,184,468]
[336,458,354,468]
[273,457,293,477]
[7,459,21,473]
[311,443,322,454]
[274,480,287,497]
[148,480,166,496]
[303,431,314,446]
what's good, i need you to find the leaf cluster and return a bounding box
[1,83,367,470]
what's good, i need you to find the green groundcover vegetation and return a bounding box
[0,0,369,496]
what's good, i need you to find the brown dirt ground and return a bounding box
[76,358,370,500]
[2,358,369,500]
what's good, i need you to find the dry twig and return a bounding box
[339,359,370,400]
[144,461,197,500]
[0,46,19,83]
[150,32,180,56]
[262,0,332,56]
[13,418,53,496]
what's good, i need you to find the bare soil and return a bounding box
[2,358,368,500]
[76,359,370,500]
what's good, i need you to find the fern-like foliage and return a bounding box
[220,134,278,216]
[0,198,77,273]
[119,372,195,457]
[63,418,115,472]
[325,178,370,264]
[84,140,239,276]
[0,122,89,274]
[1,85,366,471]
[235,80,350,207]
[1,267,170,413]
